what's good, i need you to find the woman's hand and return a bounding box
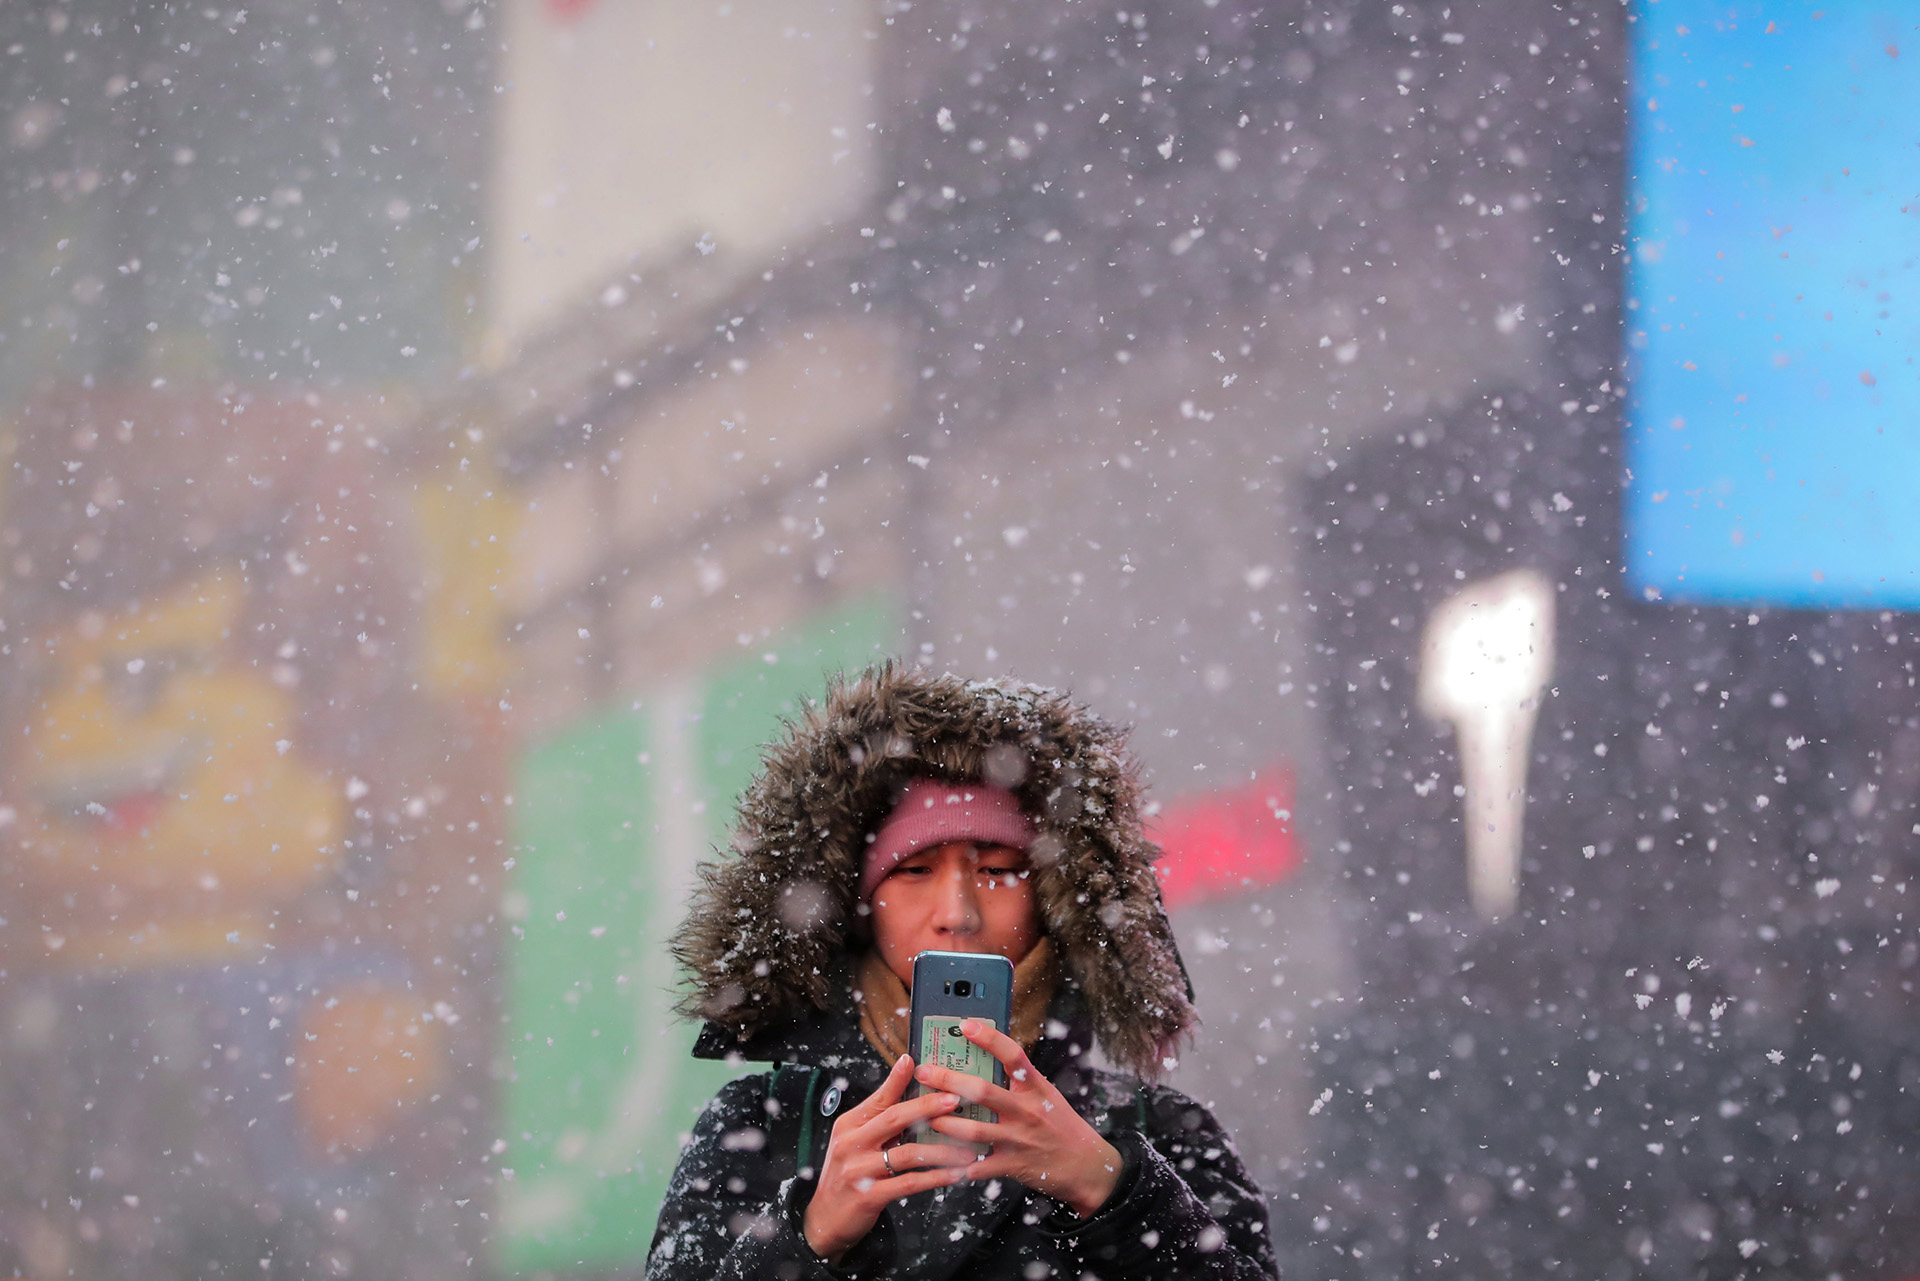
[801,1054,978,1265]
[919,1020,1124,1219]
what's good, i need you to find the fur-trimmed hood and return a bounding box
[672,664,1195,1079]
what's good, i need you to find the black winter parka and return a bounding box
[644,987,1277,1281]
[648,668,1277,1280]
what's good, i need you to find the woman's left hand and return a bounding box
[916,1019,1123,1219]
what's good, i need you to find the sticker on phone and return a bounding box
[919,1018,998,1141]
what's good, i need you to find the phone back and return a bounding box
[908,950,1014,1148]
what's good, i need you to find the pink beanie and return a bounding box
[861,778,1035,900]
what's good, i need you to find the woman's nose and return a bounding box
[932,866,981,933]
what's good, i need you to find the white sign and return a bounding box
[1417,568,1555,919]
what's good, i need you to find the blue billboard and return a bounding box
[1623,2,1919,608]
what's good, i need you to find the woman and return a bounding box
[647,666,1276,1280]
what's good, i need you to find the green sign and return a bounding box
[498,597,894,1272]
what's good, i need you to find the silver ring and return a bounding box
[881,1147,896,1176]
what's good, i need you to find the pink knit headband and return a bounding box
[860,778,1034,900]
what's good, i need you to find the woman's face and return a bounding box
[870,841,1040,987]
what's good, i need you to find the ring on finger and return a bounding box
[881,1146,896,1175]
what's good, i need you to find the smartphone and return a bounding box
[907,950,1014,1151]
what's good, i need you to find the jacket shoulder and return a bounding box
[681,1072,776,1153]
[697,1070,773,1114]
[1138,1080,1232,1136]
[1082,1069,1213,1125]
[1088,1072,1246,1163]
[659,1071,788,1209]
[1069,1071,1277,1276]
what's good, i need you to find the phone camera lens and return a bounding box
[953,980,972,997]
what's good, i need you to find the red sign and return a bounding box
[1149,767,1299,910]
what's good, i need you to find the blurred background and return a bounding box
[1,1,1915,1278]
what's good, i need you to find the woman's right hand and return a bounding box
[801,1054,978,1265]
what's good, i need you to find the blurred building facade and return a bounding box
[4,1,1916,1279]
[0,2,500,1277]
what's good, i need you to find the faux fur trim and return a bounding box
[671,663,1195,1078]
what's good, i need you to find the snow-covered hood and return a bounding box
[671,663,1194,1078]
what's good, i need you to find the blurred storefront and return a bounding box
[0,2,500,1276]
